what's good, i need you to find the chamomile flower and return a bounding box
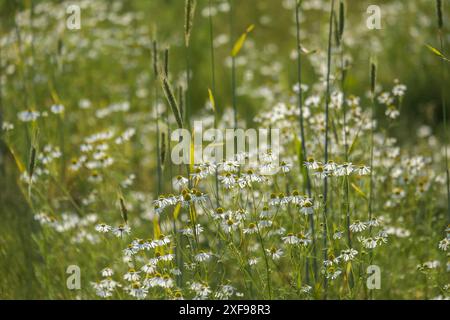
[313,166,328,179]
[18,110,40,122]
[333,230,344,240]
[335,163,354,176]
[101,268,114,277]
[258,218,273,229]
[366,218,380,227]
[350,220,367,233]
[221,160,239,172]
[259,206,272,218]
[339,249,358,262]
[267,247,283,260]
[300,198,314,215]
[304,157,321,170]
[195,252,213,263]
[128,282,148,300]
[222,219,239,233]
[279,161,292,173]
[50,104,65,114]
[438,238,449,251]
[282,233,299,245]
[112,224,131,237]
[190,282,211,298]
[324,161,337,171]
[356,165,371,176]
[386,106,400,119]
[95,223,112,233]
[123,269,140,282]
[392,83,407,97]
[219,173,236,189]
[360,237,378,249]
[243,223,258,234]
[173,175,189,190]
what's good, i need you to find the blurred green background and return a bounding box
[0,0,448,298]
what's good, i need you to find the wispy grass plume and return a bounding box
[161,75,184,129]
[184,0,197,48]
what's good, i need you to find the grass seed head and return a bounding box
[184,0,197,47]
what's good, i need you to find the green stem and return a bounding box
[322,0,335,298]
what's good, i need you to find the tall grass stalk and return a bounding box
[436,0,450,223]
[184,0,196,133]
[295,0,317,284]
[337,1,351,245]
[152,41,162,194]
[322,0,335,298]
[208,0,220,207]
[0,43,4,175]
[369,62,376,225]
[337,0,354,291]
[367,60,377,300]
[229,0,237,134]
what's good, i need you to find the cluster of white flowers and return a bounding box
[304,159,371,178]
[35,212,99,243]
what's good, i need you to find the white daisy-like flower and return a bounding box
[360,237,378,249]
[141,263,156,274]
[267,247,283,260]
[243,223,258,234]
[438,238,449,251]
[128,283,148,300]
[112,224,131,237]
[18,110,40,122]
[350,220,367,233]
[219,173,236,189]
[366,218,380,227]
[173,175,189,190]
[392,83,407,97]
[95,223,112,233]
[50,104,65,114]
[282,233,299,245]
[123,269,140,282]
[335,163,354,176]
[386,106,400,119]
[280,161,292,173]
[304,158,321,170]
[101,268,114,277]
[339,249,358,262]
[300,198,314,215]
[356,165,371,176]
[324,161,337,171]
[221,160,240,172]
[195,252,213,263]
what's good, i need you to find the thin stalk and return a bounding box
[256,225,272,299]
[368,61,377,300]
[368,62,376,225]
[152,41,162,194]
[322,0,335,298]
[209,0,217,99]
[0,43,4,175]
[338,0,354,290]
[209,0,220,207]
[295,0,317,283]
[436,0,450,223]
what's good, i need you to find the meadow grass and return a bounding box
[0,0,449,300]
